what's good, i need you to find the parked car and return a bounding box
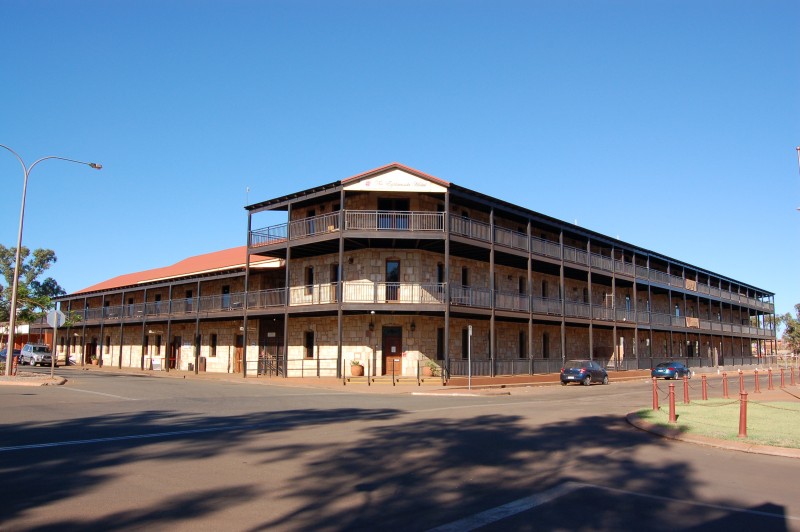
[20,344,54,367]
[560,359,609,386]
[0,348,21,363]
[651,362,691,380]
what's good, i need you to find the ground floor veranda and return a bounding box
[43,312,776,378]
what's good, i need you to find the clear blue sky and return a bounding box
[1,1,798,318]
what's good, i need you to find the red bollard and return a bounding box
[722,372,729,399]
[780,368,786,388]
[754,369,761,394]
[652,377,659,411]
[738,391,748,438]
[683,374,690,404]
[768,368,774,390]
[738,369,744,394]
[669,382,677,424]
[701,374,708,400]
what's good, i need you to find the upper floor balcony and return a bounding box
[54,282,775,339]
[250,210,774,313]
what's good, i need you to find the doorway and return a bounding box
[234,334,244,373]
[377,198,410,229]
[169,336,181,369]
[386,260,400,301]
[382,326,402,375]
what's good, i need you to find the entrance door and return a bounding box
[234,334,244,373]
[86,338,97,364]
[169,336,181,369]
[382,326,403,376]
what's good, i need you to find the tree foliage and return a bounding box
[0,245,65,324]
[778,304,800,355]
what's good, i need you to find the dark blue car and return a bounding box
[651,362,692,380]
[0,349,21,364]
[560,359,609,386]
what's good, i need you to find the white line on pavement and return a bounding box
[427,481,799,531]
[59,387,140,401]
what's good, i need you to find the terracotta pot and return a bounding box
[91,359,98,365]
[351,364,364,376]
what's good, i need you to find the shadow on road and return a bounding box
[0,404,790,530]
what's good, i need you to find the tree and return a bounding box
[777,304,800,355]
[0,245,65,324]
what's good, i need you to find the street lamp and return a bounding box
[1,144,102,376]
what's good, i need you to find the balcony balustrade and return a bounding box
[50,282,774,338]
[246,210,774,313]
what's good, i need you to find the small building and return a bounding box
[45,163,777,377]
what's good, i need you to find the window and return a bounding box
[437,263,445,285]
[436,328,444,360]
[519,331,526,358]
[105,336,111,354]
[461,328,469,359]
[304,331,315,359]
[519,277,526,295]
[155,335,162,356]
[210,334,217,357]
[583,288,589,304]
[461,267,469,287]
[541,281,548,299]
[186,290,193,312]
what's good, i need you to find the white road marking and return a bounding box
[428,481,800,531]
[0,427,229,452]
[428,483,581,531]
[60,387,139,401]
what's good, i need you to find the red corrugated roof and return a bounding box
[74,246,278,294]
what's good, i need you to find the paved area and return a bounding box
[3,365,798,530]
[4,363,799,461]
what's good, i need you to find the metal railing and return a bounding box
[246,211,775,315]
[450,285,492,308]
[347,211,444,232]
[450,215,491,242]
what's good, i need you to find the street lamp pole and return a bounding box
[1,144,101,376]
[796,146,800,211]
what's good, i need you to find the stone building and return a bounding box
[45,163,777,378]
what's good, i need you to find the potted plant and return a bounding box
[422,360,439,377]
[91,355,98,365]
[350,359,364,376]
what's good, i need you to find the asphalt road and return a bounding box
[1,368,798,531]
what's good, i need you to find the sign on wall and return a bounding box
[344,169,446,193]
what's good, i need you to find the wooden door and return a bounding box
[234,334,244,373]
[382,327,402,376]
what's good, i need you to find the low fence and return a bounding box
[445,355,779,377]
[649,367,800,438]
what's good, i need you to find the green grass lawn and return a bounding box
[637,399,800,449]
